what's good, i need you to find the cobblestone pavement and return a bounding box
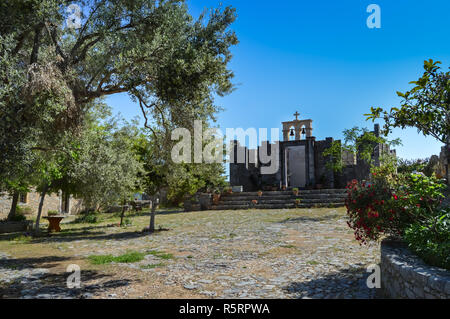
[0,208,380,299]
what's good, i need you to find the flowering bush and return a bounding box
[345,173,445,244]
[404,208,450,270]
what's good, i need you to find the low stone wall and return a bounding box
[0,221,32,234]
[381,240,450,299]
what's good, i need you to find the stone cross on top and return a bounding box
[293,111,300,121]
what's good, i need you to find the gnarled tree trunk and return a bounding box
[34,184,48,235]
[7,192,19,221]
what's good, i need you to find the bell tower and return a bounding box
[282,111,313,141]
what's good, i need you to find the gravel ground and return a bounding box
[0,207,380,299]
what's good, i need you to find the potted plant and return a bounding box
[226,187,233,194]
[295,198,301,207]
[257,190,263,197]
[251,199,258,205]
[47,210,59,216]
[282,185,287,191]
[213,189,221,205]
[292,187,299,196]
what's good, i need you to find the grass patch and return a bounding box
[9,235,32,244]
[140,263,165,269]
[280,244,296,249]
[88,251,146,265]
[146,250,174,260]
[307,260,319,265]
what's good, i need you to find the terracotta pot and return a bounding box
[213,194,221,205]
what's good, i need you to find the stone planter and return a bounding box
[0,221,32,234]
[380,239,450,299]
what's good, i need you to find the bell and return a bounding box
[290,129,295,137]
[302,127,306,135]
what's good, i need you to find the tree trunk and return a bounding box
[120,198,126,226]
[34,184,48,235]
[7,192,19,221]
[149,195,157,233]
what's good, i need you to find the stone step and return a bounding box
[222,189,347,197]
[217,198,345,205]
[219,194,347,201]
[211,202,345,210]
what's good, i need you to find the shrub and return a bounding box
[404,209,450,270]
[345,179,397,244]
[73,212,98,224]
[9,212,26,222]
[16,205,33,215]
[345,173,445,244]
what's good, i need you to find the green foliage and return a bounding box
[345,173,446,244]
[404,209,450,270]
[322,140,343,172]
[121,218,132,227]
[323,126,401,172]
[7,212,26,222]
[67,109,144,210]
[73,212,98,224]
[0,0,237,209]
[47,210,58,216]
[16,205,32,216]
[366,59,449,144]
[135,124,227,206]
[397,158,428,175]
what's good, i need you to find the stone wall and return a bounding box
[380,240,450,299]
[0,191,83,219]
[314,138,335,188]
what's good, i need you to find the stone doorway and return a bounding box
[285,145,306,188]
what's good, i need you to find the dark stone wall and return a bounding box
[314,138,335,188]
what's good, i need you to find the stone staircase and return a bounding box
[211,189,348,210]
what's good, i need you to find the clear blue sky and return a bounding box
[106,0,450,160]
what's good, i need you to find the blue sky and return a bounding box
[106,0,450,160]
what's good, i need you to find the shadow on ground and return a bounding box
[279,213,342,224]
[282,265,379,299]
[0,267,134,298]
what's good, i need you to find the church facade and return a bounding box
[230,113,396,191]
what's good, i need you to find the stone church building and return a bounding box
[230,113,396,191]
